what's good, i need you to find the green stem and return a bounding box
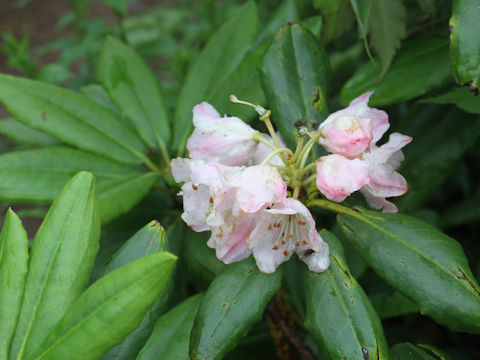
[260,147,294,165]
[291,136,305,163]
[303,174,317,186]
[253,132,276,150]
[142,156,164,177]
[299,162,317,178]
[307,199,359,217]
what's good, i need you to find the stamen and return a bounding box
[283,250,290,256]
[192,184,198,190]
[302,240,307,245]
[229,94,266,115]
[281,240,286,245]
[295,241,300,247]
[209,197,214,204]
[273,245,279,250]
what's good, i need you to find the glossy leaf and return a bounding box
[138,294,203,360]
[30,252,177,360]
[336,206,480,333]
[370,290,418,319]
[0,147,157,223]
[172,1,258,155]
[0,118,60,146]
[449,0,480,91]
[420,86,480,115]
[9,172,100,359]
[397,109,480,211]
[98,220,172,360]
[303,230,389,360]
[0,209,29,360]
[350,0,372,38]
[260,23,331,147]
[341,37,450,106]
[190,257,283,360]
[391,343,452,360]
[0,74,147,164]
[367,0,406,76]
[98,37,170,156]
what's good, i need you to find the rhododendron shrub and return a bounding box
[0,1,479,359]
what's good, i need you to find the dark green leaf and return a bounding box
[441,189,480,227]
[337,206,480,333]
[420,87,480,115]
[0,209,29,360]
[30,252,177,360]
[397,109,480,212]
[370,289,418,319]
[0,147,157,223]
[350,0,372,38]
[391,343,452,360]
[138,294,203,360]
[172,1,259,155]
[0,74,147,164]
[303,230,389,360]
[367,0,406,76]
[98,220,172,360]
[0,118,60,146]
[260,23,331,148]
[98,37,170,158]
[341,37,450,106]
[190,257,283,360]
[9,172,100,359]
[314,0,356,42]
[449,0,480,91]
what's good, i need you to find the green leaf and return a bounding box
[137,294,203,360]
[303,230,389,360]
[98,37,170,158]
[441,188,480,227]
[370,290,418,319]
[449,0,480,91]
[0,74,147,164]
[80,84,121,115]
[30,252,177,360]
[172,1,259,155]
[98,220,172,360]
[350,0,372,38]
[336,206,480,333]
[314,0,356,42]
[9,172,100,359]
[0,118,60,146]
[183,230,225,289]
[367,0,406,76]
[190,257,283,360]
[260,23,331,148]
[397,109,480,212]
[341,37,450,106]
[420,87,480,115]
[0,209,29,360]
[391,343,452,360]
[0,147,157,223]
[101,0,134,16]
[415,0,436,15]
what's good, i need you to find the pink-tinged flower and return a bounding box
[170,158,241,231]
[187,102,257,166]
[318,115,373,158]
[246,198,330,273]
[361,133,412,212]
[316,154,370,202]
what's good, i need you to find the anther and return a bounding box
[295,241,300,247]
[301,240,307,245]
[283,250,290,256]
[273,245,279,250]
[281,240,286,245]
[209,197,214,204]
[192,184,198,190]
[229,94,266,116]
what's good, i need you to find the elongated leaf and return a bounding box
[336,206,480,333]
[190,257,283,359]
[370,290,418,319]
[30,252,177,360]
[341,37,450,106]
[98,221,172,360]
[449,0,480,91]
[397,109,480,211]
[350,0,372,38]
[138,294,203,360]
[172,1,259,154]
[0,74,147,164]
[391,343,452,360]
[367,0,406,76]
[80,84,121,115]
[0,118,60,146]
[420,87,480,115]
[9,172,100,360]
[0,147,157,223]
[0,209,29,360]
[260,23,331,148]
[441,189,480,227]
[303,230,389,360]
[98,37,170,156]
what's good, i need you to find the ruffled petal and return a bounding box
[297,232,330,272]
[316,154,370,202]
[365,133,412,165]
[364,163,408,198]
[361,189,398,213]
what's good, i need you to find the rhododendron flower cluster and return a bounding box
[171,92,411,273]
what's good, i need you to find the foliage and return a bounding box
[0,0,479,359]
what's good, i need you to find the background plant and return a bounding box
[0,0,479,359]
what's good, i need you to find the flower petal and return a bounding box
[297,232,330,273]
[316,154,370,202]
